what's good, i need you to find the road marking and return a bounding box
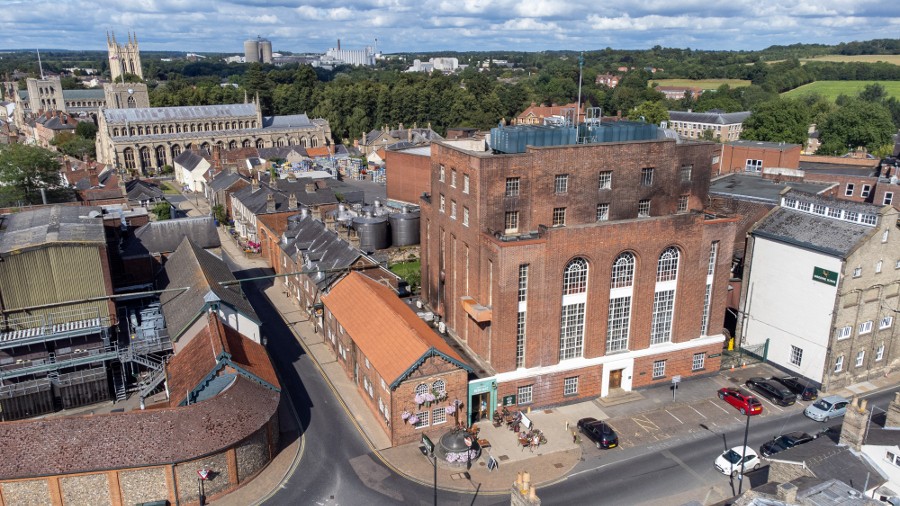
[710,400,730,414]
[666,409,683,424]
[662,449,707,483]
[755,395,784,412]
[632,414,660,432]
[689,405,707,419]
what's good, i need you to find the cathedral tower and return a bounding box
[107,31,143,81]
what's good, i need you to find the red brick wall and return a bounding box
[802,173,878,203]
[386,150,431,205]
[708,196,775,256]
[716,144,801,175]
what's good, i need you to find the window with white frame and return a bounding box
[856,350,865,367]
[692,352,705,371]
[560,303,585,360]
[853,266,862,277]
[463,174,469,194]
[439,165,445,182]
[652,360,666,378]
[784,198,797,208]
[877,344,885,361]
[650,290,676,344]
[745,159,762,172]
[798,201,811,212]
[552,207,567,226]
[641,168,654,186]
[846,211,859,222]
[598,171,612,190]
[611,252,635,288]
[462,206,469,227]
[564,376,578,396]
[439,194,445,213]
[700,284,712,336]
[450,200,457,219]
[516,311,526,368]
[790,345,803,366]
[812,204,826,215]
[828,207,842,218]
[432,379,445,397]
[885,192,894,205]
[596,203,609,221]
[859,320,873,334]
[506,177,520,197]
[862,214,877,225]
[555,174,569,194]
[861,184,871,198]
[837,326,852,339]
[416,383,428,397]
[708,242,719,276]
[845,183,855,196]
[432,406,447,425]
[834,355,844,373]
[451,169,457,187]
[365,357,370,369]
[518,385,533,404]
[505,211,519,233]
[563,258,588,295]
[638,199,650,217]
[677,195,688,213]
[607,296,631,352]
[680,164,693,182]
[883,230,890,243]
[414,409,430,428]
[657,247,680,282]
[880,316,893,329]
[518,264,529,302]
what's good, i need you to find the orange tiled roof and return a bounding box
[306,146,332,158]
[321,272,469,388]
[165,313,279,407]
[516,102,580,121]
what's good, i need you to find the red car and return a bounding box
[717,387,763,416]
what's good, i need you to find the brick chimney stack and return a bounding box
[288,193,297,210]
[839,397,868,451]
[776,482,798,504]
[265,193,275,213]
[88,167,99,188]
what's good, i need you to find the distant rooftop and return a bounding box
[668,110,751,125]
[0,206,106,256]
[489,121,661,154]
[727,140,800,151]
[709,173,830,203]
[103,103,257,124]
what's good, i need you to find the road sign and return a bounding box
[421,434,434,455]
[672,375,682,384]
[487,456,499,471]
[197,468,210,480]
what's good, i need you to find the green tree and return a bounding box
[212,204,227,224]
[75,121,98,139]
[628,100,669,125]
[0,144,70,206]
[741,98,810,145]
[818,99,896,154]
[151,201,172,220]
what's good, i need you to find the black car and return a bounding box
[745,377,797,406]
[759,431,815,457]
[577,417,619,449]
[771,375,818,401]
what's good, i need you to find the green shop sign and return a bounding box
[812,267,838,286]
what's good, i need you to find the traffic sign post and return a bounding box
[672,375,682,401]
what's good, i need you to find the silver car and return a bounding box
[804,395,850,422]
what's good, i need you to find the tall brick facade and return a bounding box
[421,138,736,408]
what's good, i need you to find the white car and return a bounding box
[715,446,760,476]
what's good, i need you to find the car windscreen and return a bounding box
[724,450,743,464]
[812,399,833,411]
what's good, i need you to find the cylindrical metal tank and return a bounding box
[259,39,273,63]
[353,213,390,252]
[244,40,260,63]
[389,208,420,246]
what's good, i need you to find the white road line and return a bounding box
[689,405,707,419]
[755,395,784,412]
[667,409,683,424]
[710,400,730,414]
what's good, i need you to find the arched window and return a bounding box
[255,138,264,149]
[242,139,252,148]
[200,142,211,153]
[238,121,244,129]
[127,95,136,108]
[432,379,445,397]
[155,145,166,167]
[123,148,136,170]
[171,144,182,159]
[563,258,588,295]
[311,137,318,147]
[113,128,119,137]
[229,140,237,150]
[139,146,152,169]
[277,137,285,147]
[611,252,635,288]
[656,247,680,283]
[301,136,309,148]
[560,257,588,361]
[415,383,429,397]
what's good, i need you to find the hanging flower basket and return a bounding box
[415,393,425,406]
[408,414,419,425]
[445,405,456,415]
[401,410,411,421]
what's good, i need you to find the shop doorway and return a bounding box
[471,392,490,425]
[609,369,623,389]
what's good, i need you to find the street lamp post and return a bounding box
[421,434,437,506]
[738,411,751,495]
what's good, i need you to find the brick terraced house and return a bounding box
[420,127,737,410]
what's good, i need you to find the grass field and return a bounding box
[800,54,900,65]
[781,80,900,101]
[649,79,751,89]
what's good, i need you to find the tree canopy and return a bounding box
[0,144,72,206]
[741,98,812,146]
[818,98,896,155]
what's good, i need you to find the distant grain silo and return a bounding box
[244,39,260,63]
[259,39,273,63]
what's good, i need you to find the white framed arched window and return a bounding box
[607,252,636,352]
[560,257,588,360]
[656,247,680,282]
[432,379,445,397]
[563,258,588,295]
[611,252,635,288]
[651,247,680,345]
[415,383,429,397]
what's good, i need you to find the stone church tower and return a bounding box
[107,31,143,81]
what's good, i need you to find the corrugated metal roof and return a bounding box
[0,206,105,255]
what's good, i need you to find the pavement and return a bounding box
[170,191,900,503]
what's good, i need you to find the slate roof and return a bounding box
[157,237,259,341]
[231,175,338,214]
[207,170,248,192]
[125,179,163,202]
[767,436,886,492]
[102,103,258,125]
[864,426,900,447]
[727,140,801,151]
[122,216,220,259]
[363,127,442,146]
[0,205,105,256]
[279,213,363,290]
[668,110,751,125]
[752,207,872,257]
[0,376,277,480]
[322,272,471,389]
[173,149,208,171]
[262,114,312,128]
[257,146,307,160]
[749,477,880,506]
[166,312,279,407]
[709,174,831,204]
[61,89,105,100]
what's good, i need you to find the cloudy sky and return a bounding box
[1,0,897,54]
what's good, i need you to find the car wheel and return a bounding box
[731,469,738,477]
[823,416,829,422]
[718,392,725,400]
[740,408,746,415]
[753,463,760,471]
[596,441,602,449]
